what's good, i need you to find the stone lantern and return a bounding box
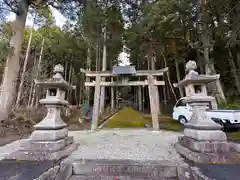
[175,61,240,164]
[177,60,218,109]
[6,64,78,161]
[34,64,70,130]
[176,60,224,139]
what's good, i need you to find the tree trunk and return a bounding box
[72,69,79,105]
[160,50,177,101]
[175,58,184,97]
[99,25,107,116]
[64,61,68,80]
[197,50,204,74]
[147,56,150,70]
[138,78,142,112]
[172,40,184,97]
[27,51,37,107]
[85,46,91,107]
[237,52,240,77]
[229,1,240,78]
[111,77,114,111]
[198,0,226,103]
[0,0,28,120]
[16,18,35,107]
[67,64,73,101]
[228,48,240,94]
[31,38,44,108]
[151,55,155,70]
[95,41,99,71]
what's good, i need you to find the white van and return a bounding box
[173,97,240,130]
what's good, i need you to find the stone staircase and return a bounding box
[68,159,181,180]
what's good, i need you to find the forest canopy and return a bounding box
[0,0,240,120]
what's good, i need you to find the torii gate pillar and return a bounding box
[91,75,101,130]
[147,75,159,130]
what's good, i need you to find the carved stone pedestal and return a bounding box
[175,136,240,163]
[5,113,78,161]
[5,136,78,161]
[175,107,240,163]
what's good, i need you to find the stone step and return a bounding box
[69,175,178,180]
[72,159,178,179]
[19,136,73,152]
[175,142,240,164]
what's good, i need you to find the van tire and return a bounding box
[178,116,187,125]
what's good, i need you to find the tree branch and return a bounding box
[0,7,13,12]
[2,0,18,14]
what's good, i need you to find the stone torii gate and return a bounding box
[81,66,169,131]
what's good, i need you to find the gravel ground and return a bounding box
[68,129,184,163]
[1,129,240,180]
[0,129,184,163]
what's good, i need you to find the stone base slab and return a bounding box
[72,159,178,179]
[30,128,68,141]
[69,175,178,180]
[184,128,227,141]
[5,143,79,161]
[179,136,233,153]
[175,142,240,163]
[19,136,73,152]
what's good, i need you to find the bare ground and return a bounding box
[0,104,98,146]
[0,118,33,146]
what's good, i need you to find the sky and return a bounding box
[7,6,67,27]
[7,7,130,66]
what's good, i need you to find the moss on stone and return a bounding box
[105,107,151,128]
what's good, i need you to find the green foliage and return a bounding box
[227,131,240,140]
[218,102,240,110]
[0,0,240,106]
